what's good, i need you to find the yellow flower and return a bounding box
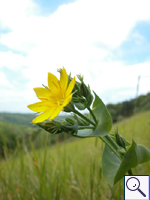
[27,67,75,123]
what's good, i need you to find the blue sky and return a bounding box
[33,0,76,15]
[110,21,150,65]
[0,0,150,113]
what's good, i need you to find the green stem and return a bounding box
[87,107,97,124]
[78,126,95,130]
[105,135,121,151]
[65,105,124,162]
[99,136,123,161]
[73,109,96,126]
[128,169,133,175]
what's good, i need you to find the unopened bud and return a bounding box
[73,114,90,126]
[63,102,74,112]
[116,133,126,149]
[65,118,75,125]
[86,93,93,107]
[74,102,85,110]
[72,97,86,110]
[80,82,89,97]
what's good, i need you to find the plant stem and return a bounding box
[128,169,133,175]
[66,105,124,162]
[78,126,95,130]
[87,107,97,124]
[73,109,96,126]
[99,136,123,161]
[105,135,121,151]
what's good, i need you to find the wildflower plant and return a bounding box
[28,67,150,186]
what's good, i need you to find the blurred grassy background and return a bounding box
[0,110,150,200]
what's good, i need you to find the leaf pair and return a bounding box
[102,140,150,186]
[75,92,112,137]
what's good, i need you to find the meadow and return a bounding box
[0,111,150,200]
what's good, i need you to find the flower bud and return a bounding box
[80,82,89,97]
[72,81,80,97]
[72,97,86,110]
[64,118,78,134]
[74,102,86,110]
[86,93,93,108]
[36,117,78,135]
[63,102,74,112]
[65,118,75,125]
[80,82,93,108]
[73,114,90,126]
[115,133,126,149]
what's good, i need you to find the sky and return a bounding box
[0,0,150,113]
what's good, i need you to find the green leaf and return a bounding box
[102,144,121,186]
[102,140,150,186]
[76,92,112,137]
[91,92,112,136]
[114,140,150,184]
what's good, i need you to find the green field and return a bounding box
[0,111,150,200]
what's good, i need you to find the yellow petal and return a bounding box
[34,87,50,99]
[60,67,68,93]
[48,72,59,89]
[65,77,75,97]
[48,73,62,99]
[50,105,63,120]
[63,94,72,107]
[32,107,56,123]
[27,102,48,112]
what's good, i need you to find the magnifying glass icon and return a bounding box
[126,177,146,197]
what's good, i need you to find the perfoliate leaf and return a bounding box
[92,92,112,136]
[114,140,150,184]
[76,92,112,137]
[102,140,150,186]
[102,143,121,186]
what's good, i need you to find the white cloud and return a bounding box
[0,0,150,112]
[0,0,38,29]
[92,62,150,103]
[1,0,150,53]
[0,51,26,69]
[0,72,12,89]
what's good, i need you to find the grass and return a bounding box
[0,111,150,200]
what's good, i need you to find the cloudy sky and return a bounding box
[0,0,150,113]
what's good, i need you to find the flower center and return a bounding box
[57,99,64,106]
[60,99,64,103]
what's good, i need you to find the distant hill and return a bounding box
[107,92,150,122]
[0,92,150,125]
[0,113,34,126]
[0,112,66,126]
